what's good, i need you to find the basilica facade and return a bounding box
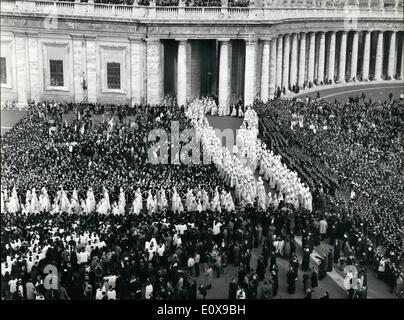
[1,1,403,107]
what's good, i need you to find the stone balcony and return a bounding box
[0,0,403,22]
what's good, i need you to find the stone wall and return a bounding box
[0,13,403,106]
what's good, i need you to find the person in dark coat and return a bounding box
[304,288,312,299]
[320,290,330,299]
[272,270,279,296]
[198,285,207,300]
[329,225,336,245]
[301,247,310,272]
[238,264,246,285]
[318,255,327,280]
[256,256,265,281]
[307,233,314,253]
[269,253,277,271]
[286,267,297,294]
[327,249,333,272]
[228,243,235,264]
[290,254,299,278]
[303,273,310,292]
[261,280,273,299]
[313,226,321,246]
[233,243,240,266]
[228,278,237,299]
[190,280,197,300]
[70,250,78,271]
[248,276,258,299]
[262,242,270,269]
[334,240,341,263]
[311,268,318,289]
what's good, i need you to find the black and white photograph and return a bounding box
[0,0,403,314]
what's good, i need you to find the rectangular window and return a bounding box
[107,62,121,89]
[49,59,64,87]
[0,57,6,84]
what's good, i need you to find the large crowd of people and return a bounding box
[0,101,230,207]
[1,94,403,300]
[255,99,340,194]
[4,194,402,300]
[254,95,404,292]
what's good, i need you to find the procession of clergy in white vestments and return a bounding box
[1,99,312,216]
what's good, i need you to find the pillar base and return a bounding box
[17,102,28,110]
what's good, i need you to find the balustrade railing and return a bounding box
[1,0,402,20]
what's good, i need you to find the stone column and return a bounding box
[362,31,371,81]
[307,32,316,83]
[338,31,347,83]
[190,42,201,100]
[269,38,277,99]
[85,36,97,103]
[374,31,384,80]
[244,38,257,106]
[130,37,145,106]
[260,40,270,102]
[401,39,404,80]
[27,32,40,102]
[186,42,192,102]
[282,34,290,90]
[387,31,396,79]
[290,33,298,87]
[15,33,28,107]
[350,31,359,81]
[218,39,231,108]
[328,31,336,83]
[176,39,188,106]
[146,38,164,105]
[317,32,326,83]
[298,33,306,87]
[276,35,283,90]
[72,35,85,103]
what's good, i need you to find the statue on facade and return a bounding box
[82,72,87,90]
[394,0,399,9]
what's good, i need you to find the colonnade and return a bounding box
[4,30,403,108]
[258,30,403,101]
[171,30,403,107]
